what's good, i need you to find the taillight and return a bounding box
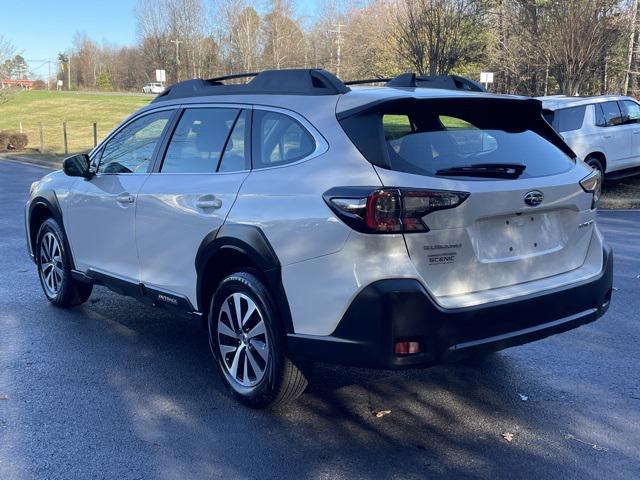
[324,187,469,233]
[580,169,602,209]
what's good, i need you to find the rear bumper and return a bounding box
[287,245,613,369]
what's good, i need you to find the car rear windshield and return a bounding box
[339,98,575,180]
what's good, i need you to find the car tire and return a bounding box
[585,156,605,177]
[36,218,92,307]
[208,271,308,408]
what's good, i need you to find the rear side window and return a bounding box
[619,100,640,124]
[595,102,623,127]
[554,106,586,132]
[161,108,240,173]
[351,100,575,179]
[252,110,315,169]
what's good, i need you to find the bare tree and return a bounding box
[395,0,486,76]
[261,0,305,69]
[542,0,623,95]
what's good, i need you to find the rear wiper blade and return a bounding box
[435,163,526,179]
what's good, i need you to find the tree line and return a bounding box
[5,0,640,97]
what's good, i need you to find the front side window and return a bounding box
[161,108,240,173]
[595,101,623,127]
[252,110,315,169]
[99,110,173,174]
[619,100,640,124]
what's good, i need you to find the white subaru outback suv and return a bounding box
[26,69,613,408]
[540,95,640,179]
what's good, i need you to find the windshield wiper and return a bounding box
[435,163,526,179]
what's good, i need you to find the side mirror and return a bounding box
[63,154,93,179]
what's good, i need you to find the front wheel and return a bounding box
[36,218,92,307]
[208,271,308,408]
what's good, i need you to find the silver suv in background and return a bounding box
[142,82,165,94]
[26,70,613,408]
[540,95,640,179]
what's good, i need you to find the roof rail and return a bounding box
[152,68,350,103]
[345,73,486,92]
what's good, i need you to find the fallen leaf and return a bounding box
[502,432,515,442]
[374,409,391,418]
[518,393,528,401]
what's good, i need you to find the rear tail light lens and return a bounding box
[324,187,469,233]
[580,169,602,209]
[395,341,421,355]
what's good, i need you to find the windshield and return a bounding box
[382,111,574,179]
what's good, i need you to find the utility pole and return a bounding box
[170,39,182,81]
[67,56,71,90]
[329,23,345,78]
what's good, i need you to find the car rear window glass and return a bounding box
[377,104,574,179]
[161,108,239,173]
[619,100,640,124]
[252,111,315,169]
[554,106,586,132]
[595,101,623,127]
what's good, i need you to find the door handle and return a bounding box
[633,130,640,134]
[116,192,135,204]
[196,195,222,210]
[603,134,613,139]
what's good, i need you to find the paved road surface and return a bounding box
[1,160,639,479]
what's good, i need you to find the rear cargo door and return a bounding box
[340,96,599,306]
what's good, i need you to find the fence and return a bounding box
[9,121,111,155]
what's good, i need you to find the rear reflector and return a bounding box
[395,341,421,355]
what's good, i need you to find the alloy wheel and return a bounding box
[217,292,269,387]
[39,232,63,297]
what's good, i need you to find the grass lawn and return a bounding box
[0,90,151,154]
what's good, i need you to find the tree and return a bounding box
[96,71,113,90]
[541,0,623,95]
[261,0,305,69]
[395,0,487,76]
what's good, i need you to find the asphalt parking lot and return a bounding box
[1,159,639,479]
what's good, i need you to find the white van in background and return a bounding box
[540,95,640,179]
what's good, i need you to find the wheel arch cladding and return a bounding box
[195,224,294,333]
[29,193,76,269]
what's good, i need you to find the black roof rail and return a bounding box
[152,68,350,103]
[387,72,486,92]
[344,73,486,92]
[343,77,391,85]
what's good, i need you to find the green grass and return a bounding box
[0,90,151,154]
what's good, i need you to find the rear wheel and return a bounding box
[585,156,605,177]
[208,271,308,408]
[36,218,92,307]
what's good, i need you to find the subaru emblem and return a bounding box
[524,190,544,207]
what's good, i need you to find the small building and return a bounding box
[1,79,35,90]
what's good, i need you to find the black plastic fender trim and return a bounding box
[194,224,294,333]
[28,192,76,269]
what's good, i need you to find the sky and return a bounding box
[2,0,319,79]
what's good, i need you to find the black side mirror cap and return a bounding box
[63,154,93,179]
